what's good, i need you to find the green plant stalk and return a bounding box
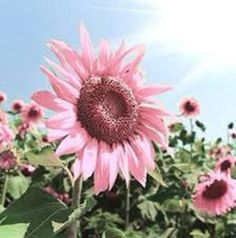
[63,165,75,188]
[190,118,194,158]
[125,183,130,229]
[1,174,9,206]
[67,176,83,238]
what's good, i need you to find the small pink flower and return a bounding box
[0,110,7,125]
[231,132,236,140]
[16,122,30,138]
[11,99,24,113]
[166,116,182,133]
[193,172,236,216]
[21,102,43,124]
[0,91,7,104]
[32,24,171,194]
[215,156,236,175]
[179,97,200,117]
[41,135,49,143]
[210,145,231,160]
[0,123,12,147]
[20,164,36,176]
[0,150,16,170]
[43,186,70,204]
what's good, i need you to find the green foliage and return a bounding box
[0,187,72,238]
[102,227,127,238]
[1,115,236,238]
[7,175,30,199]
[25,147,63,168]
[0,223,29,238]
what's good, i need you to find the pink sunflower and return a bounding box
[0,150,16,171]
[193,172,236,216]
[215,155,236,175]
[21,102,43,124]
[11,99,24,113]
[179,97,200,117]
[32,24,171,194]
[0,91,7,104]
[0,110,7,125]
[0,122,12,147]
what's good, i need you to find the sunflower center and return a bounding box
[220,160,232,171]
[28,107,40,119]
[77,76,138,144]
[203,180,228,200]
[13,103,22,111]
[184,101,195,112]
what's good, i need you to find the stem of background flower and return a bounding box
[63,165,75,188]
[67,176,83,238]
[1,174,9,206]
[227,128,230,145]
[125,183,131,229]
[189,118,194,158]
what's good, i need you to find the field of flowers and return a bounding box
[0,25,236,238]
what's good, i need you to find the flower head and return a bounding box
[231,132,236,140]
[215,155,236,175]
[210,145,231,160]
[32,24,171,194]
[0,123,12,147]
[43,186,70,204]
[16,122,30,138]
[0,110,7,125]
[179,97,200,117]
[20,164,36,176]
[0,150,16,171]
[193,172,236,216]
[11,99,24,113]
[0,91,7,104]
[21,102,43,124]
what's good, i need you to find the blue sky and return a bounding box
[0,0,236,139]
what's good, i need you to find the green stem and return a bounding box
[67,176,83,238]
[125,183,131,229]
[1,174,9,206]
[63,165,75,188]
[190,118,194,158]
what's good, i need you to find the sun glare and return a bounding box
[155,0,236,63]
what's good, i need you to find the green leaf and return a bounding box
[103,227,127,238]
[172,163,194,173]
[137,200,160,221]
[162,199,185,213]
[228,122,234,129]
[0,205,5,214]
[0,187,72,238]
[25,147,63,167]
[190,229,210,238]
[7,176,30,199]
[52,197,97,234]
[195,120,206,132]
[148,169,167,187]
[171,123,184,132]
[0,223,29,238]
[159,227,175,238]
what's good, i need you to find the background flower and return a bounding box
[0,91,6,104]
[179,97,200,117]
[193,172,236,216]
